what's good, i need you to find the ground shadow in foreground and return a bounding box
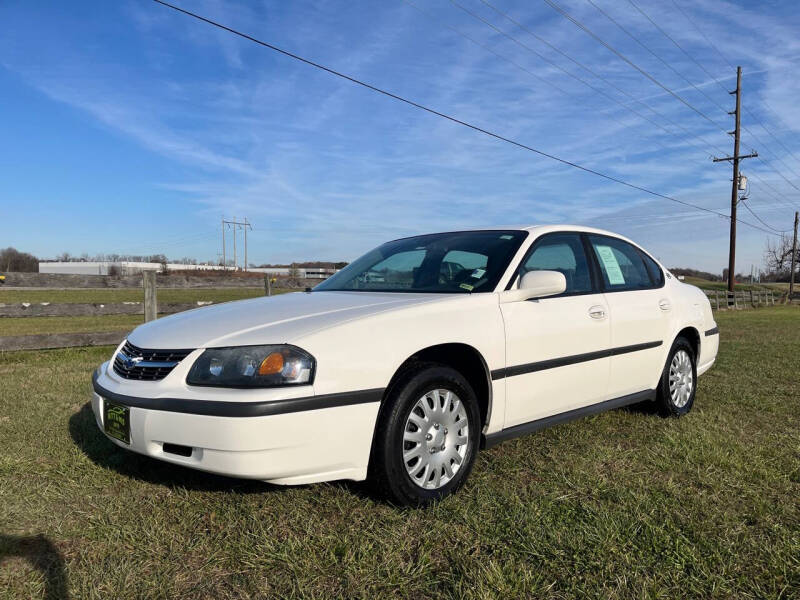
[0,534,68,600]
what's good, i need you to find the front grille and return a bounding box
[113,340,193,381]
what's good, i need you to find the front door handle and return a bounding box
[659,299,672,311]
[588,305,606,320]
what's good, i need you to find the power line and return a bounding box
[597,0,731,119]
[754,103,800,167]
[739,198,788,234]
[746,174,800,212]
[152,0,779,236]
[542,0,729,136]
[610,0,800,213]
[398,3,569,106]
[436,0,677,152]
[627,0,732,103]
[449,0,726,160]
[740,124,800,180]
[754,155,800,194]
[666,0,800,184]
[470,0,735,161]
[749,172,800,213]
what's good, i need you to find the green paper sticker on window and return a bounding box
[595,245,625,285]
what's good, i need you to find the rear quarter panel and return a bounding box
[657,278,718,382]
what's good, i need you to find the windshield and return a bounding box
[314,230,528,293]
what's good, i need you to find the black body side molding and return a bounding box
[481,389,656,449]
[490,341,663,380]
[92,371,383,418]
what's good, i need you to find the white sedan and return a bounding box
[92,225,719,505]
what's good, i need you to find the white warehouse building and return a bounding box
[38,262,337,279]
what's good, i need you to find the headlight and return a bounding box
[186,345,315,388]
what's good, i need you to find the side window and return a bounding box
[588,235,653,291]
[639,251,664,287]
[519,233,592,295]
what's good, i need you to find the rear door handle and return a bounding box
[659,299,672,311]
[588,305,606,320]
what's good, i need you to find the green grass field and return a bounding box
[1,307,798,598]
[0,287,290,305]
[0,314,146,336]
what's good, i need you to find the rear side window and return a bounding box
[519,233,592,295]
[588,235,654,291]
[639,251,665,287]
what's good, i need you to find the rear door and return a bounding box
[500,232,611,428]
[586,234,671,397]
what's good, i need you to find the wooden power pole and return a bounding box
[790,211,799,298]
[713,66,757,292]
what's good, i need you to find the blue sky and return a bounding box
[1,0,799,273]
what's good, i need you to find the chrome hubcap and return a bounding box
[402,388,470,490]
[669,349,694,408]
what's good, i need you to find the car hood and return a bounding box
[127,291,446,349]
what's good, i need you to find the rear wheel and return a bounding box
[369,363,480,506]
[656,337,697,417]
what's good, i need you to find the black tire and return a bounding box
[369,363,480,507]
[656,337,697,417]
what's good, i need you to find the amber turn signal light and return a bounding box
[258,352,284,375]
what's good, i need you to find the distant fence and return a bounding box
[704,289,777,310]
[0,273,268,351]
[0,302,208,318]
[0,272,321,289]
[0,331,126,352]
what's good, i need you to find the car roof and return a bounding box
[389,224,655,260]
[404,224,632,239]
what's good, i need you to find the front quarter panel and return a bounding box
[293,292,506,429]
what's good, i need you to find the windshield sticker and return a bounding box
[595,245,625,285]
[499,234,513,240]
[459,283,474,291]
[471,268,486,279]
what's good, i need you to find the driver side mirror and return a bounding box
[499,270,567,303]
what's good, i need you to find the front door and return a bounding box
[500,232,611,429]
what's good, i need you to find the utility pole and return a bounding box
[713,66,758,292]
[244,217,250,271]
[232,215,237,270]
[221,217,226,269]
[790,211,799,298]
[220,217,253,272]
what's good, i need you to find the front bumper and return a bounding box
[91,362,382,485]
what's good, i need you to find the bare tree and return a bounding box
[764,235,798,280]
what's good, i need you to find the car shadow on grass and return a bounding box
[68,402,283,495]
[0,534,68,600]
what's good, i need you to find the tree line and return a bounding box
[0,247,39,272]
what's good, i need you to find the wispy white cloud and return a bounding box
[2,0,798,270]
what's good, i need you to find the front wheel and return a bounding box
[656,337,697,417]
[369,363,480,506]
